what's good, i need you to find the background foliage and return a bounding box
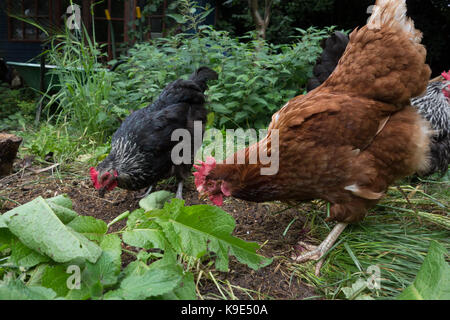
[110,26,332,129]
[216,0,450,77]
[0,84,36,132]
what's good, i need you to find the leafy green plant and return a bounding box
[43,19,125,143]
[397,241,450,300]
[124,195,271,272]
[14,123,102,165]
[0,83,37,131]
[0,192,271,300]
[111,26,332,129]
[166,0,214,33]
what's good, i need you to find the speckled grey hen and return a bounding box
[411,76,450,176]
[90,67,218,198]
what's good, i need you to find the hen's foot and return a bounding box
[292,222,348,276]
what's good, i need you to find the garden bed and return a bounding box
[0,162,318,300]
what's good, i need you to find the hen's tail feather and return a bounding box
[148,67,217,112]
[189,66,218,92]
[420,136,450,177]
[367,0,422,43]
[323,0,431,106]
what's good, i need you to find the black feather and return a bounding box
[306,31,349,92]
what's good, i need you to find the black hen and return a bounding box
[90,66,218,198]
[306,31,349,92]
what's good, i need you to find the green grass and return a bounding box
[288,176,450,300]
[43,23,120,143]
[11,123,111,171]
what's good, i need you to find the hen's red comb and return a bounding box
[193,157,216,192]
[442,70,450,80]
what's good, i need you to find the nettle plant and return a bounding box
[110,26,333,129]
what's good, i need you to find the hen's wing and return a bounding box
[147,79,205,113]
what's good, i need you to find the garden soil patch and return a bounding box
[0,164,318,300]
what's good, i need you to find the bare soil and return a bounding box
[0,163,318,300]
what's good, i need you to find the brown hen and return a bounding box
[194,0,432,274]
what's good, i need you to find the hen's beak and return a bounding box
[198,192,208,201]
[98,187,107,198]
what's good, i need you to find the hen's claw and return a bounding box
[292,222,348,276]
[292,242,322,262]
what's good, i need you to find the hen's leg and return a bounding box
[175,181,183,199]
[136,185,154,199]
[292,222,348,276]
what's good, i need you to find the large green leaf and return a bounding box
[46,194,78,224]
[139,191,174,211]
[9,238,50,268]
[84,234,122,288]
[104,249,185,300]
[108,264,183,300]
[0,279,58,300]
[122,228,168,251]
[46,194,73,209]
[0,228,13,245]
[159,272,196,300]
[126,208,146,228]
[2,197,102,264]
[67,216,108,242]
[397,241,450,300]
[122,210,169,251]
[63,235,123,300]
[41,265,72,297]
[153,199,272,271]
[123,205,170,250]
[47,202,78,224]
